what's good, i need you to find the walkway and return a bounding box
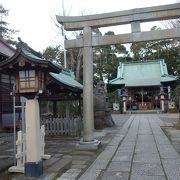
[1,114,180,179]
[62,114,180,180]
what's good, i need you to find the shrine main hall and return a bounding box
[109,60,177,112]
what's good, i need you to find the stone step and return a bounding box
[46,156,72,174]
[127,110,162,114]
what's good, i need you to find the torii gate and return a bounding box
[56,3,180,149]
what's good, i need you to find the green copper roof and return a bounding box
[0,40,60,73]
[109,60,177,87]
[22,48,43,61]
[49,70,83,90]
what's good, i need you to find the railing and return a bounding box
[8,125,50,173]
[41,115,82,136]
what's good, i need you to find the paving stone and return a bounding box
[43,157,59,167]
[122,138,136,142]
[156,140,171,145]
[66,168,82,173]
[138,130,152,135]
[38,173,57,180]
[133,153,161,163]
[104,145,117,151]
[117,146,134,152]
[159,151,180,159]
[0,158,13,172]
[109,137,122,146]
[63,155,73,159]
[137,134,154,140]
[79,169,101,180]
[131,162,164,176]
[0,155,10,159]
[46,158,72,173]
[72,160,87,165]
[71,164,87,169]
[91,159,109,170]
[157,145,175,151]
[57,177,75,180]
[112,152,133,162]
[5,148,14,152]
[71,150,96,156]
[117,148,134,153]
[162,159,180,164]
[136,143,156,148]
[72,155,91,161]
[102,150,117,156]
[101,171,129,180]
[61,168,82,178]
[135,146,157,153]
[54,154,63,158]
[0,141,5,145]
[130,175,166,180]
[162,161,180,180]
[135,148,158,154]
[107,161,131,172]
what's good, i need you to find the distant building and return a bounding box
[0,37,15,61]
[0,37,15,131]
[109,60,178,111]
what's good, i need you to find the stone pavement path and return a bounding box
[74,114,180,180]
[1,114,180,180]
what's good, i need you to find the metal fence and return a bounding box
[41,115,82,136]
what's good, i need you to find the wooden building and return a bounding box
[0,39,83,133]
[109,60,177,112]
[0,37,15,130]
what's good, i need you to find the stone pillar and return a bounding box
[131,21,141,33]
[122,96,127,113]
[160,94,165,112]
[161,99,165,112]
[25,99,43,177]
[83,26,94,142]
[76,26,100,150]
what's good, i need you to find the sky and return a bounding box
[1,0,178,52]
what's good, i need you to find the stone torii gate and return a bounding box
[56,3,180,149]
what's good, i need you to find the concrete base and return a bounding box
[76,139,101,150]
[25,160,43,177]
[8,166,24,173]
[42,154,51,160]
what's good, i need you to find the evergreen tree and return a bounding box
[0,4,18,45]
[93,31,131,84]
[130,26,180,79]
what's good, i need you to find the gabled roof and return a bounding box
[49,70,83,92]
[0,37,15,58]
[0,39,83,92]
[109,60,178,87]
[0,39,60,73]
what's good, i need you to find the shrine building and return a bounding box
[0,39,83,132]
[108,60,178,112]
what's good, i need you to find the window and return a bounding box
[38,71,44,90]
[19,70,35,89]
[1,74,10,83]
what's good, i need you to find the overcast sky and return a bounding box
[1,0,178,52]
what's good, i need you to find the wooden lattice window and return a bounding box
[38,71,44,90]
[19,70,35,90]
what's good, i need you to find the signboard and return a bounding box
[113,103,119,111]
[118,89,122,97]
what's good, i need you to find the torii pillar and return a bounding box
[76,26,101,150]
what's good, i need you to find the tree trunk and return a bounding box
[69,49,75,71]
[76,48,83,81]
